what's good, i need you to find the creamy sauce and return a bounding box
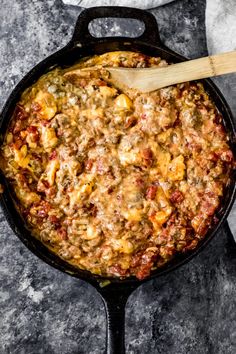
[1,51,234,279]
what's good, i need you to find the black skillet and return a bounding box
[0,6,236,354]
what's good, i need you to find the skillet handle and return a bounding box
[71,6,161,46]
[99,284,138,354]
[224,220,236,255]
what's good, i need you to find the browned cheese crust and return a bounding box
[1,51,234,279]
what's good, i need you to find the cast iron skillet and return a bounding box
[0,6,236,354]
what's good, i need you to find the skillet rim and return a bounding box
[0,36,235,289]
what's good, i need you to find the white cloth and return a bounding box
[206,0,236,237]
[206,0,236,54]
[63,0,236,236]
[206,0,236,114]
[62,0,173,9]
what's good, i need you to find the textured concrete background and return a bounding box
[0,0,236,353]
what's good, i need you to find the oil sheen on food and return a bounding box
[1,51,234,279]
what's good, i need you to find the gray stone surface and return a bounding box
[0,0,235,353]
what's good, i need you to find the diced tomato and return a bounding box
[49,151,57,160]
[84,158,94,171]
[49,215,59,224]
[108,265,128,277]
[135,250,158,280]
[96,79,107,86]
[12,106,28,133]
[11,139,23,149]
[146,185,157,200]
[142,148,153,159]
[58,227,68,240]
[135,177,145,188]
[170,190,184,204]
[14,105,28,120]
[142,148,153,167]
[27,126,39,142]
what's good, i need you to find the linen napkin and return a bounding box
[62,0,173,9]
[206,0,236,236]
[62,0,236,237]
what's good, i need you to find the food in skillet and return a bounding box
[1,51,234,279]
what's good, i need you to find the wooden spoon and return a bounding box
[106,50,236,92]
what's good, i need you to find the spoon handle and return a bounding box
[108,50,236,92]
[154,50,236,87]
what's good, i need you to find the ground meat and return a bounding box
[1,50,234,280]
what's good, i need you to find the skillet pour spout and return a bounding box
[0,6,236,354]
